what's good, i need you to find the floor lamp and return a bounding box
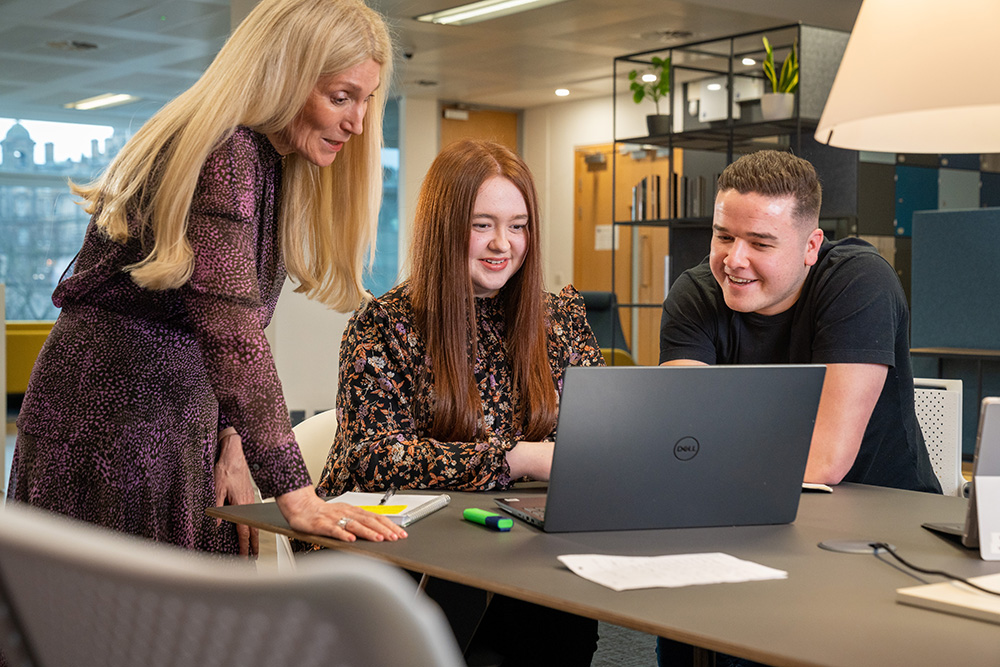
[815,0,1000,154]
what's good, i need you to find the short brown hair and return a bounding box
[717,150,822,224]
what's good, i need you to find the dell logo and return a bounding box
[674,436,700,461]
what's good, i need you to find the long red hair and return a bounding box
[409,140,556,441]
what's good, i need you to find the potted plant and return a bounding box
[629,55,671,136]
[761,36,798,120]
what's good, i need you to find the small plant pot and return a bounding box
[760,92,795,121]
[645,114,671,136]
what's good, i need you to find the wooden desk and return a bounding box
[209,485,1000,667]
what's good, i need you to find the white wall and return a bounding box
[267,283,347,419]
[398,96,440,277]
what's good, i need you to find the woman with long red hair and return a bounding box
[317,139,604,664]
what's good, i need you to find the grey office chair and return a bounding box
[914,377,966,497]
[579,291,635,365]
[0,502,464,667]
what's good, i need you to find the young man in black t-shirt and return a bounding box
[659,150,939,493]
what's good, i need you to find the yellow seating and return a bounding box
[6,321,54,394]
[600,347,636,366]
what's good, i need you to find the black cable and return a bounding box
[873,550,932,585]
[869,542,1000,597]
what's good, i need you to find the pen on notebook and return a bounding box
[379,487,396,505]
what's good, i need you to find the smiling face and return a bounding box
[709,189,824,316]
[468,176,529,298]
[268,58,381,167]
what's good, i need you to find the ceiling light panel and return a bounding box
[416,0,570,26]
[65,93,141,110]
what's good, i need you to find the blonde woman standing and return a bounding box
[8,0,406,554]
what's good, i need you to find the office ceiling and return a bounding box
[1,0,863,129]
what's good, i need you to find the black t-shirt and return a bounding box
[660,237,941,493]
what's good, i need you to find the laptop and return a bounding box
[495,364,826,533]
[923,397,1000,559]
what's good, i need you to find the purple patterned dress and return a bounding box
[9,127,311,553]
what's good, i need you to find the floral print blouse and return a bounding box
[316,282,605,496]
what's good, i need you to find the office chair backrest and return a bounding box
[579,291,633,364]
[293,408,340,484]
[272,409,343,572]
[0,503,464,667]
[914,377,965,496]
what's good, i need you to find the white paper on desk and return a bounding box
[557,553,787,592]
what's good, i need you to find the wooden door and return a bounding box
[573,145,679,365]
[441,108,518,152]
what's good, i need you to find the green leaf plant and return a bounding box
[628,55,671,115]
[762,36,799,94]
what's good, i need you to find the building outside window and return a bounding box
[1,109,401,321]
[0,119,122,321]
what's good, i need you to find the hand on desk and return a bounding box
[276,486,408,543]
[214,428,259,558]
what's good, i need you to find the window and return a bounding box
[0,118,120,320]
[367,97,400,297]
[1,108,401,320]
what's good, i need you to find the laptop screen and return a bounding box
[533,364,825,533]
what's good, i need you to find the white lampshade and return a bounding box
[815,0,1000,154]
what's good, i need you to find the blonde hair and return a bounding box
[72,0,393,311]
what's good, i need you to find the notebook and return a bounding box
[897,573,1000,625]
[325,491,450,527]
[495,364,826,533]
[923,397,1000,560]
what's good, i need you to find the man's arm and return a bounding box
[804,362,887,484]
[661,359,887,485]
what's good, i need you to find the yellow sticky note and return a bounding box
[359,504,406,515]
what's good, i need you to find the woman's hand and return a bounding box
[506,441,555,480]
[214,428,259,557]
[275,486,408,543]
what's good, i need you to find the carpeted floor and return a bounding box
[593,621,658,666]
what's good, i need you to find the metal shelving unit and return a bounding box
[609,24,852,362]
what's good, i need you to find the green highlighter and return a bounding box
[463,508,513,532]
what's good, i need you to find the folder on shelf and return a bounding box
[652,174,661,220]
[671,172,679,218]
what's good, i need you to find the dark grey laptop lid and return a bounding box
[542,364,826,533]
[924,397,1000,547]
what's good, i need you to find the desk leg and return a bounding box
[693,646,716,667]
